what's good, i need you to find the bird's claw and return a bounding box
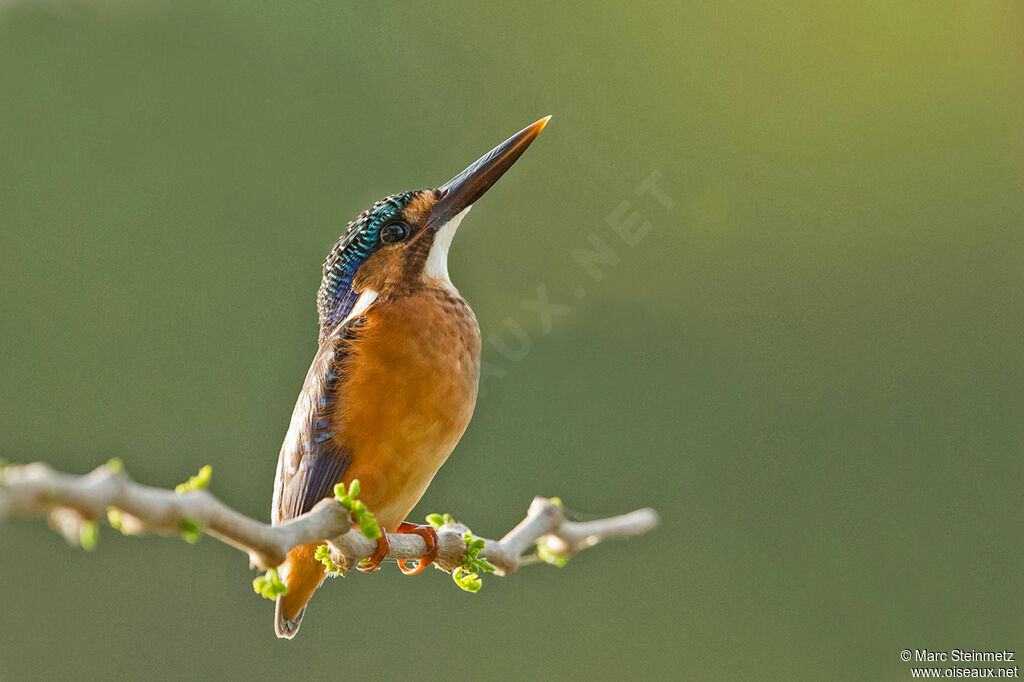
[395,522,440,576]
[356,526,390,573]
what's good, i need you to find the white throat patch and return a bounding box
[342,289,378,325]
[424,206,471,290]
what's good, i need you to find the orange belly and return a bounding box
[333,287,480,530]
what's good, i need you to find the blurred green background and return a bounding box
[1,1,1021,680]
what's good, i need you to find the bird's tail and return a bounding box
[275,598,306,639]
[274,543,327,639]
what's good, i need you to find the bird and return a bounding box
[270,116,550,638]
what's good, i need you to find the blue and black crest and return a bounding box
[316,192,416,333]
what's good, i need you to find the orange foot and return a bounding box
[356,526,390,573]
[395,522,440,576]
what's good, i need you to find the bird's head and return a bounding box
[316,116,550,334]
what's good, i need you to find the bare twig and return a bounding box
[0,461,659,576]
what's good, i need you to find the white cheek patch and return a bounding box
[424,206,471,289]
[343,289,378,325]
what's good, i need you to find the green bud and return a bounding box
[79,520,98,551]
[106,507,124,533]
[537,541,569,568]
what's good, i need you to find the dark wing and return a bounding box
[271,319,363,524]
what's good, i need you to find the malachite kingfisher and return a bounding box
[270,117,550,638]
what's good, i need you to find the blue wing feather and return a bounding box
[272,319,364,523]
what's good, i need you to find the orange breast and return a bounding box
[334,286,481,530]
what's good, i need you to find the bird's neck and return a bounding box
[318,278,469,344]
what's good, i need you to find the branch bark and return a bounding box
[0,461,659,577]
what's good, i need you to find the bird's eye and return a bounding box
[379,222,409,244]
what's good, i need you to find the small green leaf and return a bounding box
[180,518,202,544]
[331,479,381,539]
[105,458,124,473]
[360,520,381,540]
[452,567,482,593]
[549,496,563,508]
[175,465,212,494]
[314,544,345,576]
[425,512,457,529]
[445,529,495,592]
[252,567,288,600]
[79,520,98,551]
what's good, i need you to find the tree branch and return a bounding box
[0,461,659,578]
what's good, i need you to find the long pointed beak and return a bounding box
[428,116,551,228]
